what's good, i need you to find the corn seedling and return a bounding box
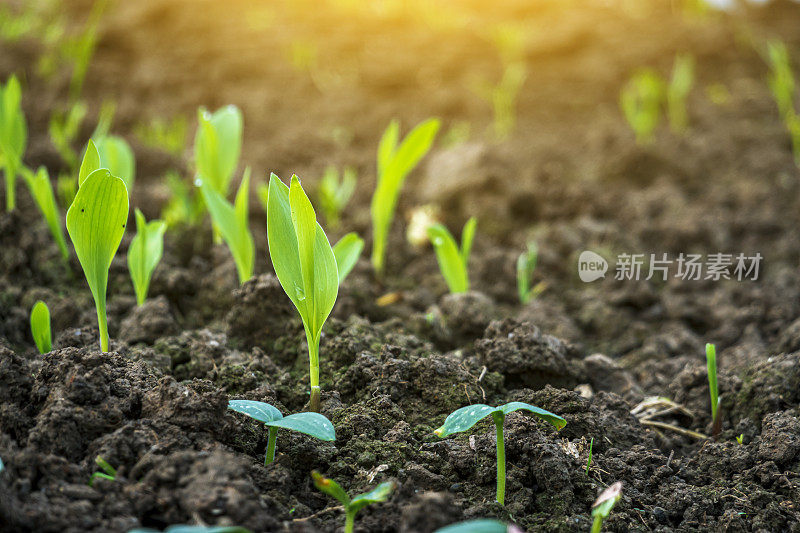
[318,165,356,229]
[427,217,476,294]
[57,173,78,211]
[134,115,187,157]
[333,232,364,284]
[667,54,695,133]
[30,300,52,354]
[64,0,107,101]
[706,342,721,438]
[591,481,622,533]
[194,105,243,196]
[66,162,129,352]
[490,62,527,140]
[766,41,800,167]
[88,456,116,486]
[434,402,566,505]
[93,135,135,192]
[49,100,87,172]
[586,436,593,475]
[620,70,664,145]
[736,433,744,445]
[435,520,514,533]
[199,170,254,285]
[311,471,395,533]
[0,75,27,211]
[130,527,251,533]
[517,241,545,304]
[267,174,338,412]
[21,166,69,261]
[228,400,335,465]
[128,209,166,305]
[371,118,440,274]
[162,171,203,228]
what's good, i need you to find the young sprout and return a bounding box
[371,118,440,274]
[591,481,623,533]
[620,70,664,145]
[228,400,335,465]
[267,174,338,412]
[21,166,69,261]
[332,232,364,284]
[49,101,87,172]
[66,163,129,352]
[161,171,204,228]
[517,241,545,304]
[89,456,116,486]
[199,170,255,285]
[0,74,27,211]
[311,471,395,533]
[434,402,566,505]
[706,342,721,438]
[435,520,517,533]
[667,54,695,133]
[427,217,476,294]
[318,165,356,229]
[93,134,135,192]
[766,41,800,167]
[586,436,594,475]
[194,105,243,196]
[488,62,527,141]
[134,115,187,157]
[736,433,744,445]
[128,209,166,305]
[30,300,52,354]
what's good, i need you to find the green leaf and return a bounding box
[435,519,510,533]
[79,140,101,187]
[194,105,242,194]
[349,481,395,513]
[128,209,166,305]
[312,471,351,507]
[200,171,254,284]
[21,166,69,260]
[30,300,51,354]
[266,412,335,441]
[516,242,538,304]
[129,526,252,533]
[377,120,399,179]
[66,169,129,352]
[592,481,623,521]
[706,343,718,424]
[0,74,27,210]
[497,401,567,431]
[332,232,364,284]
[427,223,468,293]
[228,399,283,423]
[460,216,477,265]
[434,402,566,438]
[94,135,135,192]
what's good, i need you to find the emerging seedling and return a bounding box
[586,436,594,475]
[0,74,27,211]
[517,241,545,304]
[267,174,338,412]
[89,456,116,486]
[128,209,166,305]
[30,300,51,354]
[766,41,800,167]
[318,165,356,229]
[333,232,364,284]
[200,170,255,285]
[484,63,527,140]
[427,217,476,294]
[21,166,69,260]
[66,163,129,352]
[371,118,440,274]
[667,54,694,133]
[228,400,335,465]
[591,481,623,533]
[93,134,135,192]
[434,402,566,505]
[194,105,243,196]
[49,101,87,173]
[435,520,518,533]
[620,70,663,145]
[706,342,721,438]
[311,471,394,533]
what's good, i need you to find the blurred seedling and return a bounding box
[161,171,204,228]
[586,436,594,475]
[620,69,664,145]
[64,0,108,101]
[475,62,527,141]
[435,520,517,533]
[228,400,334,465]
[49,100,87,173]
[427,217,477,294]
[434,402,566,505]
[766,41,800,167]
[0,74,27,211]
[30,300,52,354]
[267,174,338,412]
[706,342,721,438]
[591,481,623,533]
[88,456,116,486]
[311,471,394,533]
[67,145,129,352]
[199,169,254,285]
[371,118,440,274]
[128,209,166,305]
[667,54,695,133]
[134,115,187,157]
[21,166,69,261]
[332,232,364,284]
[517,241,545,304]
[317,165,356,229]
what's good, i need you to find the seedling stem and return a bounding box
[265,426,278,465]
[492,411,506,505]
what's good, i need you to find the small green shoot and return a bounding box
[161,171,204,228]
[620,70,664,145]
[66,166,129,352]
[318,165,356,229]
[667,54,695,133]
[434,402,566,505]
[89,456,116,486]
[517,241,545,304]
[194,105,243,196]
[0,74,27,211]
[591,481,623,533]
[49,100,87,172]
[371,118,440,274]
[128,209,166,305]
[267,174,338,412]
[736,434,744,445]
[435,520,513,533]
[333,232,364,284]
[199,170,255,285]
[427,217,476,294]
[311,471,395,533]
[706,342,721,438]
[586,436,593,475]
[134,115,187,157]
[487,63,527,140]
[30,300,52,354]
[228,400,335,466]
[21,166,69,260]
[93,134,135,192]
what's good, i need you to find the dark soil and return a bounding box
[2,0,800,531]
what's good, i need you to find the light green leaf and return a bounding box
[194,105,242,194]
[228,399,283,423]
[0,74,27,211]
[333,232,364,284]
[21,166,69,260]
[267,174,305,316]
[349,481,395,513]
[377,120,399,178]
[428,223,468,293]
[127,208,166,305]
[66,169,129,352]
[79,140,101,187]
[94,135,135,192]
[267,412,335,441]
[460,217,477,264]
[435,520,510,533]
[498,401,566,430]
[312,471,351,507]
[434,402,566,438]
[30,300,51,354]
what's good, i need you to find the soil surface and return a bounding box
[2,0,800,531]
